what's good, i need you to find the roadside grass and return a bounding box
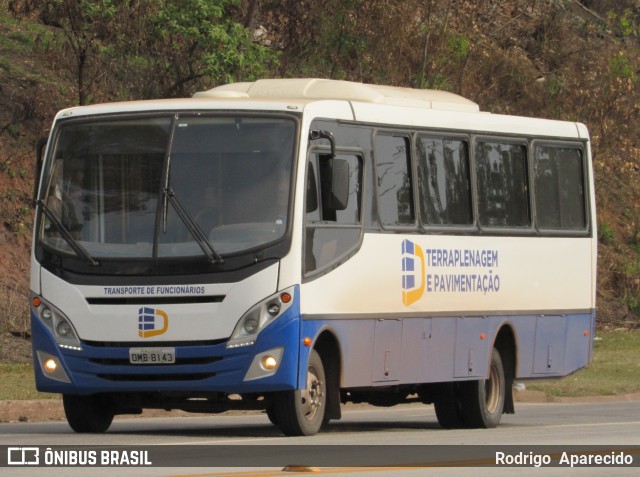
[525,329,640,397]
[0,330,638,400]
[0,364,59,401]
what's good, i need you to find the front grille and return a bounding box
[97,373,216,382]
[82,338,227,348]
[86,295,225,305]
[90,356,223,366]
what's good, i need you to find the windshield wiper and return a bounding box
[36,200,100,266]
[162,188,224,264]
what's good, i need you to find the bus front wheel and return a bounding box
[460,348,506,428]
[272,349,326,436]
[63,394,114,433]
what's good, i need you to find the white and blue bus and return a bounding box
[30,78,596,435]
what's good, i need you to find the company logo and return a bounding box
[138,307,169,338]
[7,447,39,466]
[401,239,425,306]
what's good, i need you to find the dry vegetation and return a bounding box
[0,0,639,360]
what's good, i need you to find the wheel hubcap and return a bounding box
[485,363,500,414]
[300,365,324,421]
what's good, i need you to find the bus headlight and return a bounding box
[227,287,295,349]
[243,317,260,335]
[41,307,53,321]
[31,293,82,351]
[56,320,73,337]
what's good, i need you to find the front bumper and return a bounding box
[31,294,302,396]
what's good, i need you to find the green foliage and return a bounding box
[447,35,470,60]
[608,8,639,38]
[544,75,564,98]
[627,295,640,316]
[143,0,277,96]
[609,52,636,81]
[598,222,616,245]
[28,0,277,102]
[624,256,640,279]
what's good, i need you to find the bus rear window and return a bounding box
[534,145,586,231]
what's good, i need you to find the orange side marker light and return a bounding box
[303,337,312,347]
[280,292,292,304]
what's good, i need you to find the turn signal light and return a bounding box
[280,292,292,304]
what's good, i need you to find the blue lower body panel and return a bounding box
[300,311,596,388]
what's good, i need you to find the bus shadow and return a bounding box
[111,417,444,438]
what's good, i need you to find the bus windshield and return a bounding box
[39,114,296,260]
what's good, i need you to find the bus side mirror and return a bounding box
[306,164,318,213]
[327,158,349,211]
[33,136,48,206]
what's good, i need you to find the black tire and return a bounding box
[272,349,326,436]
[459,348,506,428]
[433,382,464,429]
[265,405,278,426]
[63,394,114,433]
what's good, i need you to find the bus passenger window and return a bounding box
[374,134,414,226]
[476,141,529,228]
[417,136,472,226]
[535,146,586,230]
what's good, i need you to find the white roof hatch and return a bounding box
[194,78,480,113]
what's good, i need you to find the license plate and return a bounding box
[129,347,175,364]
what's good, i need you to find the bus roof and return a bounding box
[194,78,480,113]
[53,79,587,140]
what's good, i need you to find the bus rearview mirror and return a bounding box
[33,136,48,206]
[328,158,349,211]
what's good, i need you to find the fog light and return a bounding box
[41,307,52,320]
[44,358,58,373]
[243,347,284,381]
[36,350,71,383]
[260,355,278,371]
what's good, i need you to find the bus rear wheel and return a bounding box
[63,394,114,433]
[459,348,505,428]
[272,349,326,436]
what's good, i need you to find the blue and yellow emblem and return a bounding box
[401,240,426,306]
[138,307,169,338]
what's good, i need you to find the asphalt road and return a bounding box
[1,401,639,476]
